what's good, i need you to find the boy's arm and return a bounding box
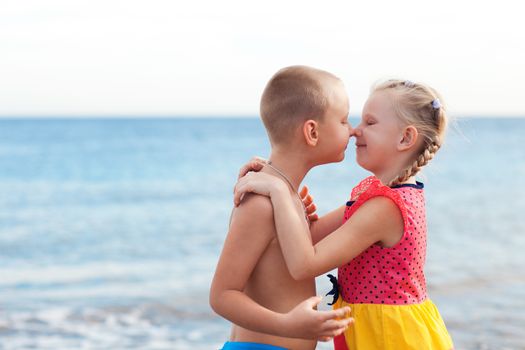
[209,194,351,340]
[210,194,280,333]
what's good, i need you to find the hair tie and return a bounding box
[404,80,415,88]
[431,98,441,109]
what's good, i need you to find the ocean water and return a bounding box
[0,117,524,350]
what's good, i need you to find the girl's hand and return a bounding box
[233,171,287,206]
[282,296,353,341]
[237,156,267,180]
[300,185,319,223]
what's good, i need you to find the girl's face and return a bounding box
[353,90,404,173]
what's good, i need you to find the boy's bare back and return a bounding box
[213,181,316,349]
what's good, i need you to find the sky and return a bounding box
[1,0,524,117]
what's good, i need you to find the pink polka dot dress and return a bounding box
[332,176,454,350]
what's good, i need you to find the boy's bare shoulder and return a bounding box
[230,193,274,229]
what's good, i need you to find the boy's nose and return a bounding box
[350,127,362,137]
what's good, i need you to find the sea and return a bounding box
[0,117,524,350]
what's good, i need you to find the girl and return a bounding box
[234,80,454,349]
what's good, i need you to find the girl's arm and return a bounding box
[235,158,346,244]
[299,184,346,244]
[309,205,346,244]
[234,173,404,280]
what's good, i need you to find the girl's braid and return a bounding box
[388,136,441,187]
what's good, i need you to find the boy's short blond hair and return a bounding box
[260,65,341,145]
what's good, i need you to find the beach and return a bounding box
[0,117,524,349]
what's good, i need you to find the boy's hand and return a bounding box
[300,185,318,223]
[281,296,353,341]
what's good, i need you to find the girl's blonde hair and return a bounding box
[372,79,448,186]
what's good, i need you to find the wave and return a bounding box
[0,300,226,350]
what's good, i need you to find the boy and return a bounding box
[209,66,353,350]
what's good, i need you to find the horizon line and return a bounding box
[0,114,525,120]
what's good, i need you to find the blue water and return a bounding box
[0,118,524,349]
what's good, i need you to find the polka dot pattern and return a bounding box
[338,176,428,305]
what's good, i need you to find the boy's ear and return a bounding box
[303,119,319,146]
[398,126,419,151]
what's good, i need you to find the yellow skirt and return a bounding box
[333,297,454,350]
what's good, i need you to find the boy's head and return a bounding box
[260,65,346,147]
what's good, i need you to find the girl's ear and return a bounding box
[398,126,419,151]
[303,119,319,146]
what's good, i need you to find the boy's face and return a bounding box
[316,81,352,164]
